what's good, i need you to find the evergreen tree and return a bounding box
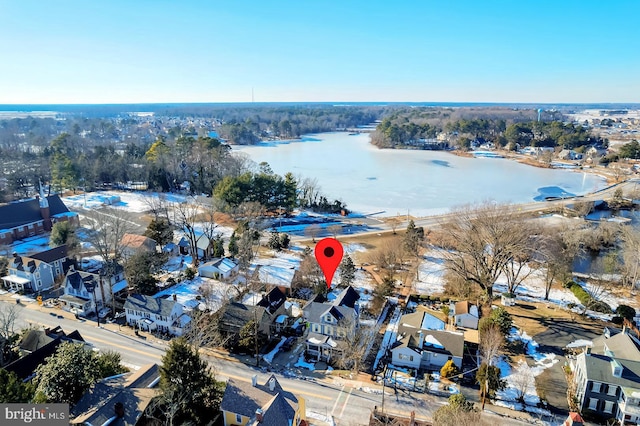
[50,221,80,260]
[125,252,158,295]
[159,339,224,425]
[212,235,225,258]
[144,218,173,248]
[339,255,356,286]
[268,229,282,251]
[228,231,239,257]
[280,233,291,249]
[34,343,99,404]
[404,219,424,256]
[95,351,128,379]
[0,368,35,403]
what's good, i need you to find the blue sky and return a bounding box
[1,0,638,104]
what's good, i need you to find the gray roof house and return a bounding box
[572,327,640,424]
[302,286,360,362]
[220,375,306,426]
[390,310,465,371]
[124,294,189,336]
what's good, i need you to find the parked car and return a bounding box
[98,307,112,319]
[282,336,297,351]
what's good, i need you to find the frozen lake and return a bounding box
[234,132,607,217]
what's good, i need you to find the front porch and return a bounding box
[2,275,32,292]
[59,294,92,316]
[305,332,342,363]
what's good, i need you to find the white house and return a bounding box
[450,301,479,330]
[124,294,190,336]
[59,267,112,316]
[198,258,238,280]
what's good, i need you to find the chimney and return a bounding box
[172,294,177,301]
[255,408,263,423]
[418,330,425,347]
[114,401,124,418]
[585,347,591,356]
[252,375,257,387]
[410,411,416,426]
[268,377,275,392]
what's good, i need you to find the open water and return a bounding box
[235,132,607,217]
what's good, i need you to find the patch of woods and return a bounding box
[0,105,387,204]
[370,106,607,152]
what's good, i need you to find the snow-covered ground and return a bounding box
[493,327,558,415]
[412,249,447,295]
[63,190,186,213]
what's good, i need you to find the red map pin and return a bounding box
[314,237,344,289]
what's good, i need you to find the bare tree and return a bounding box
[83,207,136,263]
[304,223,321,242]
[171,199,202,267]
[620,226,640,290]
[501,240,536,295]
[387,216,402,235]
[510,360,535,404]
[479,322,504,368]
[366,237,404,274]
[0,303,20,367]
[327,224,342,238]
[297,176,321,208]
[437,202,530,298]
[336,316,375,376]
[143,192,170,222]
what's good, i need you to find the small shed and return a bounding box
[198,258,238,280]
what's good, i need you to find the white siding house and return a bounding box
[124,294,190,336]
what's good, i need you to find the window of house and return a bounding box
[398,353,414,362]
[588,398,598,410]
[604,400,614,413]
[325,315,332,323]
[312,324,320,333]
[591,382,601,393]
[325,326,332,335]
[235,414,242,423]
[608,385,617,396]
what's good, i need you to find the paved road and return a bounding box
[1,298,537,425]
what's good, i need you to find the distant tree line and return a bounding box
[369,107,606,151]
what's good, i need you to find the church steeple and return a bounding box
[39,180,49,209]
[39,180,51,230]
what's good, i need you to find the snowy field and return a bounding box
[63,190,187,213]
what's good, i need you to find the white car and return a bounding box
[98,308,112,319]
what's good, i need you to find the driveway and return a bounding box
[531,316,603,415]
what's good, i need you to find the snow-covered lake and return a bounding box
[235,132,606,216]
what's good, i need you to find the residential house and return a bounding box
[196,234,215,261]
[124,294,190,336]
[0,190,79,245]
[256,287,289,334]
[302,286,360,362]
[71,363,159,425]
[219,287,289,341]
[572,327,640,424]
[5,326,86,381]
[220,374,306,426]
[59,267,113,316]
[390,310,465,370]
[2,245,71,292]
[120,233,156,259]
[450,301,479,329]
[400,306,446,331]
[198,257,239,280]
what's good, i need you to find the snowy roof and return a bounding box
[423,334,444,349]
